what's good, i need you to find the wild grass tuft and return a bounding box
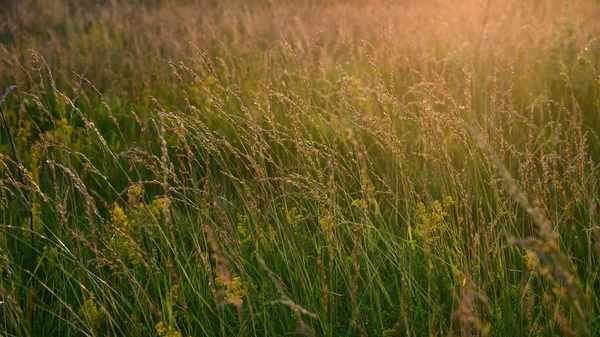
[1,0,600,336]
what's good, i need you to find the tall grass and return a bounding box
[1,0,599,336]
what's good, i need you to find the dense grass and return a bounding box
[1,0,600,336]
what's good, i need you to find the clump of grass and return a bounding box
[1,0,600,336]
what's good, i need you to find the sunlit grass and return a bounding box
[0,0,599,336]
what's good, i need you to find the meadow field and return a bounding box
[1,0,600,336]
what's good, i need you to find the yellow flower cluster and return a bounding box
[79,294,105,332]
[155,321,182,337]
[149,197,172,218]
[110,203,144,266]
[351,198,368,210]
[108,185,171,266]
[318,206,331,231]
[286,207,302,225]
[414,196,454,242]
[351,179,380,215]
[215,275,247,307]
